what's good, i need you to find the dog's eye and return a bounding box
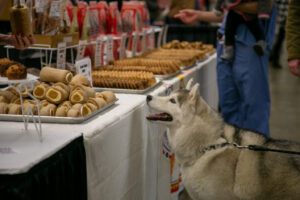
[169,98,176,104]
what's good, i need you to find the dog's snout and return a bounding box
[146,95,152,102]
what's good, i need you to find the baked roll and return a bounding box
[33,83,50,99]
[88,97,107,109]
[40,103,57,116]
[67,104,82,118]
[70,74,90,87]
[45,84,69,104]
[98,91,116,103]
[39,67,73,84]
[81,103,97,117]
[0,102,8,114]
[7,104,22,115]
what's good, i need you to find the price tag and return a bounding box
[132,32,139,57]
[162,25,168,45]
[75,57,93,87]
[36,0,45,13]
[141,29,147,53]
[106,35,114,62]
[56,42,66,69]
[49,1,61,18]
[119,33,127,59]
[149,28,155,50]
[157,28,163,48]
[76,40,87,61]
[94,36,105,68]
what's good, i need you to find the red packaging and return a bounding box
[67,2,74,23]
[97,1,109,34]
[138,1,150,28]
[121,2,142,32]
[88,1,100,40]
[77,2,88,39]
[108,2,122,35]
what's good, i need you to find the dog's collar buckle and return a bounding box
[200,142,249,153]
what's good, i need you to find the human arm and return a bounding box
[0,34,35,50]
[286,0,300,77]
[174,9,224,24]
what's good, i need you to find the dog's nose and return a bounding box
[146,95,152,102]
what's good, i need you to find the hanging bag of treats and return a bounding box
[10,0,33,37]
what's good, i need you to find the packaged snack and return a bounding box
[97,1,109,35]
[10,0,33,37]
[108,2,122,35]
[88,1,100,40]
[77,1,88,39]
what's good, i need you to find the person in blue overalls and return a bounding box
[174,0,276,137]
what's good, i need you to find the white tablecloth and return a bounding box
[0,53,217,200]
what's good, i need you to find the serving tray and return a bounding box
[93,80,162,94]
[0,99,118,124]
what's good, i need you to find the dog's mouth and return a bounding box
[146,112,173,121]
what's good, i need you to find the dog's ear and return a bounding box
[186,78,194,91]
[189,83,200,102]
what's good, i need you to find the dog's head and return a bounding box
[146,79,201,126]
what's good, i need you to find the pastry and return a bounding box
[23,102,37,115]
[40,103,57,116]
[98,91,116,103]
[33,83,50,99]
[39,100,50,108]
[45,85,69,104]
[58,101,72,110]
[67,104,82,117]
[0,102,8,114]
[39,67,73,84]
[70,74,90,87]
[5,64,27,80]
[56,101,72,117]
[0,58,16,76]
[0,91,16,103]
[10,2,32,37]
[69,85,96,104]
[88,97,107,109]
[81,103,97,117]
[7,104,22,115]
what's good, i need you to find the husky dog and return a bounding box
[146,79,300,200]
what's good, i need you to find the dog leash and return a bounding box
[201,142,300,155]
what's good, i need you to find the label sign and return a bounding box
[95,36,104,68]
[76,40,87,60]
[75,57,93,87]
[157,28,163,48]
[141,29,147,53]
[56,42,66,69]
[106,35,114,62]
[119,33,127,59]
[149,28,155,50]
[132,32,138,57]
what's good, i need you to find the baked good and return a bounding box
[40,67,73,84]
[70,74,90,87]
[0,58,16,76]
[40,103,57,116]
[33,83,50,99]
[81,103,97,117]
[5,64,27,80]
[67,104,82,117]
[88,97,107,109]
[45,85,69,104]
[98,91,116,103]
[70,85,96,104]
[0,102,8,114]
[7,104,22,115]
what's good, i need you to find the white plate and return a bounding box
[0,74,38,85]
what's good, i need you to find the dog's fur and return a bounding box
[146,79,300,200]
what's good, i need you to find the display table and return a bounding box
[0,53,217,200]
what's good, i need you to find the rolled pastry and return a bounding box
[7,104,22,115]
[70,85,96,98]
[45,86,68,104]
[33,83,50,99]
[0,91,15,102]
[0,102,8,114]
[58,101,72,110]
[40,103,57,116]
[88,97,107,109]
[55,106,70,117]
[98,91,116,103]
[53,82,70,94]
[70,74,90,87]
[70,90,88,104]
[39,100,49,108]
[67,104,82,117]
[23,103,37,115]
[81,103,97,117]
[39,67,73,84]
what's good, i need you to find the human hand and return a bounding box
[288,59,300,78]
[174,9,199,25]
[7,34,35,50]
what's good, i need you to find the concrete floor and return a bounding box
[269,61,300,142]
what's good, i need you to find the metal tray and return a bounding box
[0,74,38,85]
[196,57,208,64]
[155,70,182,80]
[0,99,118,124]
[93,80,162,94]
[181,62,197,71]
